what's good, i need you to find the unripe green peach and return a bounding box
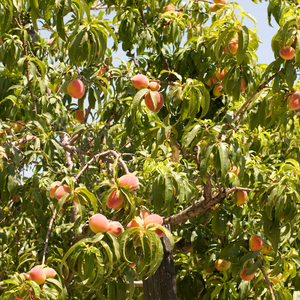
[67,79,85,99]
[29,267,46,285]
[89,214,109,233]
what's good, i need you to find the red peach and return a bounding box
[144,214,164,238]
[205,76,218,86]
[215,259,231,271]
[141,208,151,220]
[23,273,30,279]
[74,109,84,123]
[89,214,109,233]
[49,181,61,199]
[126,217,144,231]
[148,82,160,91]
[177,11,183,17]
[236,191,247,205]
[209,4,219,12]
[216,68,227,81]
[107,189,124,209]
[249,234,263,252]
[165,4,175,12]
[107,221,124,236]
[54,185,72,200]
[145,91,164,112]
[287,92,300,110]
[240,268,255,281]
[67,79,85,99]
[12,195,19,203]
[226,38,239,54]
[230,165,240,175]
[131,74,149,89]
[47,37,55,46]
[118,174,139,191]
[43,267,56,278]
[240,78,247,93]
[213,85,224,97]
[279,46,295,60]
[223,46,229,54]
[214,0,227,4]
[29,267,46,285]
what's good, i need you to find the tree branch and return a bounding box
[260,266,275,300]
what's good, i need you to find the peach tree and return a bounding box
[1,0,300,299]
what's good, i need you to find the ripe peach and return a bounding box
[127,217,144,231]
[177,11,183,17]
[165,4,175,12]
[145,91,164,112]
[118,174,139,191]
[43,267,56,278]
[107,189,124,209]
[89,214,109,233]
[287,92,300,110]
[215,259,231,271]
[148,82,160,91]
[54,185,71,200]
[141,208,151,219]
[205,76,218,86]
[279,46,295,60]
[74,109,84,123]
[216,68,227,81]
[224,38,239,54]
[107,221,124,236]
[67,79,85,99]
[235,191,247,205]
[240,78,247,93]
[13,121,25,133]
[240,268,255,281]
[12,195,19,203]
[209,4,219,12]
[230,165,240,175]
[0,37,3,46]
[49,181,61,199]
[144,214,164,238]
[214,0,227,3]
[47,37,55,46]
[261,243,272,254]
[249,234,263,252]
[131,74,149,89]
[29,267,46,285]
[213,85,224,97]
[23,273,30,279]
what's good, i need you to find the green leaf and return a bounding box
[182,124,201,147]
[218,142,229,184]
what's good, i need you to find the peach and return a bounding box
[131,74,149,89]
[0,37,3,46]
[23,273,30,279]
[89,214,109,233]
[13,121,25,133]
[270,273,283,284]
[205,76,217,86]
[118,174,139,191]
[165,5,175,12]
[177,11,183,17]
[12,195,19,203]
[47,37,55,46]
[249,234,263,252]
[49,181,61,199]
[145,91,164,112]
[213,85,224,97]
[43,267,56,278]
[54,185,71,200]
[230,165,240,175]
[144,214,165,238]
[126,217,144,231]
[240,268,255,281]
[214,0,227,3]
[279,46,295,60]
[29,267,46,285]
[67,79,85,99]
[148,82,160,91]
[107,221,124,236]
[107,189,124,209]
[240,78,247,92]
[215,259,231,271]
[209,4,219,12]
[236,191,247,205]
[141,208,150,220]
[287,92,300,110]
[224,38,239,54]
[74,109,84,123]
[170,145,180,162]
[205,266,215,273]
[216,68,227,81]
[261,243,272,254]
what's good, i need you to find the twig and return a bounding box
[260,266,275,300]
[42,209,57,265]
[129,49,140,72]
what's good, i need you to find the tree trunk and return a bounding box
[143,225,177,300]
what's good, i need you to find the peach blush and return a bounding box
[89,214,109,233]
[118,174,139,191]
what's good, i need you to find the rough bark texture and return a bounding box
[143,225,177,300]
